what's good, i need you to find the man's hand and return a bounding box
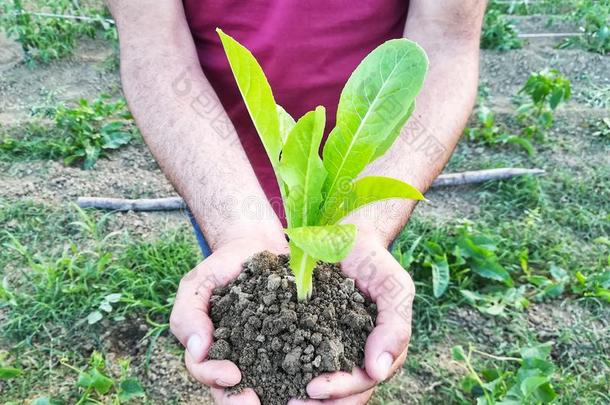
[170,230,288,405]
[289,228,415,405]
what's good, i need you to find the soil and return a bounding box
[208,251,377,405]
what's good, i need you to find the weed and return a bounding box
[0,94,136,168]
[481,8,523,51]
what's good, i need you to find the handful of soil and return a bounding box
[208,251,377,405]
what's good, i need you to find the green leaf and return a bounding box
[520,375,551,398]
[101,128,132,149]
[89,368,114,395]
[288,240,317,301]
[520,342,553,361]
[277,104,296,143]
[431,254,450,298]
[0,367,22,379]
[285,224,357,263]
[104,293,122,303]
[279,107,327,227]
[370,101,416,161]
[29,398,63,405]
[321,175,424,224]
[217,28,281,167]
[471,257,513,286]
[87,310,103,324]
[118,378,146,401]
[322,39,428,213]
[451,345,466,361]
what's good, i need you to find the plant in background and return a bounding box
[0,94,135,168]
[217,29,428,300]
[0,0,115,65]
[452,342,557,404]
[57,352,145,404]
[394,223,514,301]
[516,69,571,141]
[561,1,610,55]
[591,117,610,139]
[481,8,523,51]
[464,104,535,156]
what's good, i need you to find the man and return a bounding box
[107,0,485,403]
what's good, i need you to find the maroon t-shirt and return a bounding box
[183,0,408,219]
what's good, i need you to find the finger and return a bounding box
[288,387,374,405]
[211,387,261,405]
[306,368,375,399]
[185,351,241,388]
[363,258,415,381]
[169,263,219,361]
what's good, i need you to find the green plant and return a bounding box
[516,69,571,141]
[58,352,145,404]
[0,94,135,168]
[0,0,113,65]
[481,8,523,51]
[560,1,610,54]
[394,223,514,300]
[464,104,535,155]
[217,29,428,300]
[452,342,557,404]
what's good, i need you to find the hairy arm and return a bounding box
[107,0,284,248]
[346,0,487,245]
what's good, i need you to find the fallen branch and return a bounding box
[430,167,545,187]
[77,167,545,211]
[9,11,115,25]
[518,32,584,39]
[77,196,186,211]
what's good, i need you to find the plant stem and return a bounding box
[288,241,316,301]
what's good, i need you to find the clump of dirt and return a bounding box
[208,251,377,405]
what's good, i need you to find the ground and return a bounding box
[0,3,609,405]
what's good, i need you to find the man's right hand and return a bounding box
[170,231,288,405]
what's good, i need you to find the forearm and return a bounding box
[108,0,283,248]
[346,1,485,246]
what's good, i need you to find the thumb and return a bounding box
[363,266,415,381]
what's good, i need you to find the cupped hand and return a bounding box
[170,231,288,405]
[289,229,415,405]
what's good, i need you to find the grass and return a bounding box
[0,202,199,402]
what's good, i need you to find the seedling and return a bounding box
[516,68,571,141]
[217,29,428,300]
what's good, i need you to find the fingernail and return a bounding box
[376,352,394,380]
[215,378,237,387]
[308,388,330,400]
[187,335,204,361]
